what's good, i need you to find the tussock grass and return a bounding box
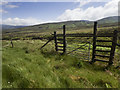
[2,40,120,88]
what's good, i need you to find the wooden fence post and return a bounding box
[11,39,14,48]
[88,42,91,61]
[109,30,117,65]
[91,22,97,63]
[63,25,66,54]
[54,31,58,51]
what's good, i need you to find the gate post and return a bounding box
[54,31,58,51]
[63,25,66,54]
[91,22,97,63]
[11,39,14,48]
[109,30,117,65]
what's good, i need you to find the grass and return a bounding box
[2,23,120,88]
[2,40,120,88]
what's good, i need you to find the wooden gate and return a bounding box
[54,25,66,54]
[91,22,118,65]
[53,22,118,65]
[41,22,119,66]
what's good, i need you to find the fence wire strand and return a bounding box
[66,39,91,61]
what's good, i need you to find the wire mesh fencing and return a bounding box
[66,38,92,61]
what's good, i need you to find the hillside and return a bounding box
[1,25,26,30]
[2,16,119,40]
[2,16,119,31]
[97,16,119,24]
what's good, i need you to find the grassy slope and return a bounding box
[2,16,119,40]
[2,17,120,88]
[2,26,119,41]
[2,40,120,88]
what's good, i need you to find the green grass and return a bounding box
[2,20,120,88]
[2,40,120,88]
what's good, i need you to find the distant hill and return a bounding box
[2,16,120,40]
[1,25,26,30]
[18,16,118,32]
[97,16,119,24]
[2,16,119,33]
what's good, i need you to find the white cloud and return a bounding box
[0,17,2,25]
[75,0,111,2]
[2,17,42,26]
[0,1,18,14]
[5,4,19,8]
[1,0,113,2]
[75,0,93,7]
[0,1,8,5]
[0,9,7,13]
[2,17,61,26]
[57,0,119,21]
[2,0,40,2]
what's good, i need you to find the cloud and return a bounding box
[1,0,112,2]
[0,1,19,14]
[2,0,40,2]
[0,9,8,13]
[57,0,119,21]
[0,1,8,5]
[5,4,19,8]
[0,17,1,25]
[75,0,112,5]
[2,17,42,26]
[75,0,93,7]
[0,1,18,8]
[2,17,61,26]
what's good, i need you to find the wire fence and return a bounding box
[66,38,92,61]
[65,36,120,63]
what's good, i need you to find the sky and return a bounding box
[0,0,119,26]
